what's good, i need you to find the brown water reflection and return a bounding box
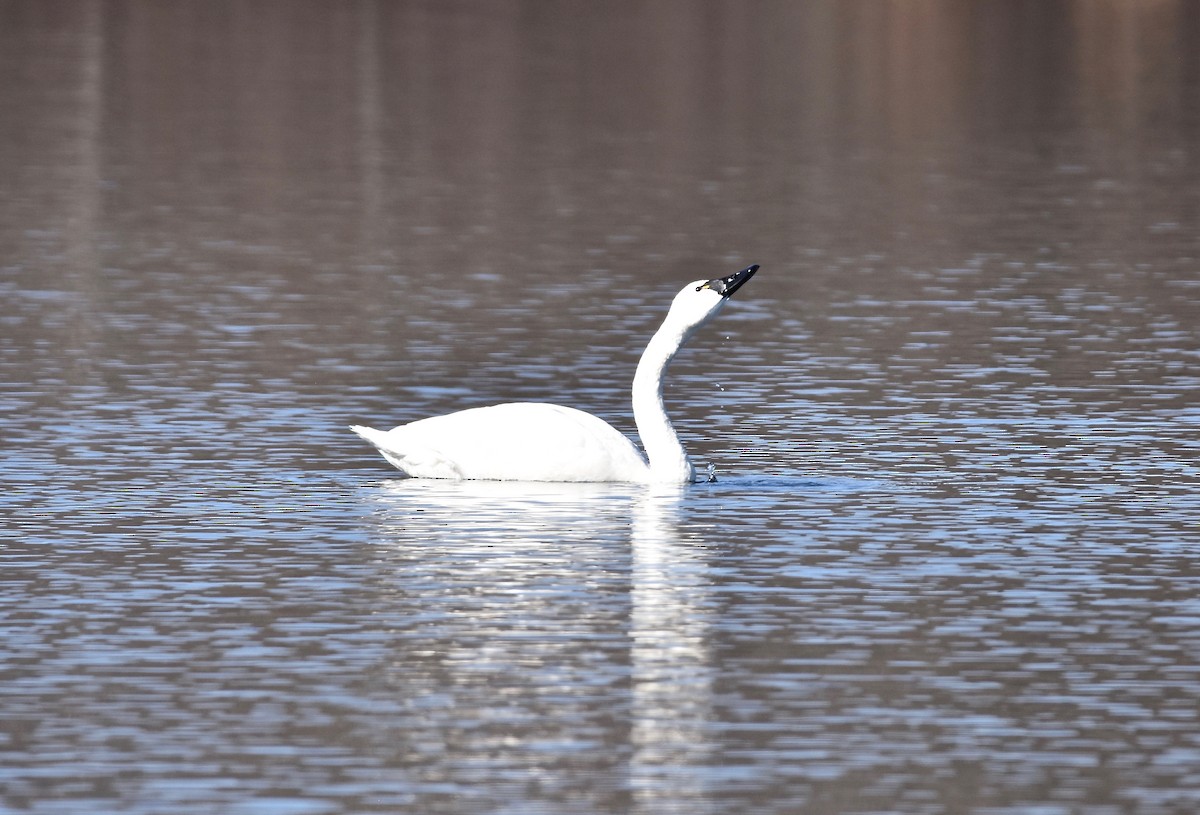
[3,2,1200,814]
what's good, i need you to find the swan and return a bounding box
[350,263,759,483]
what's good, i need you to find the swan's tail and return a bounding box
[349,424,387,447]
[349,424,462,478]
[350,425,412,476]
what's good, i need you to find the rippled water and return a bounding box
[4,2,1200,814]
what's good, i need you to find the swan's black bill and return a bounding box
[704,264,759,298]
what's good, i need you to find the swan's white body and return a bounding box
[351,264,758,484]
[352,403,650,482]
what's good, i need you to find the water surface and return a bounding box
[3,2,1199,814]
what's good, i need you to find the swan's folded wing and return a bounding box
[378,445,465,479]
[352,404,648,482]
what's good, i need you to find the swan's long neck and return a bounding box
[631,317,699,483]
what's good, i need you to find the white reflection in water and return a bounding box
[629,488,715,814]
[363,478,718,812]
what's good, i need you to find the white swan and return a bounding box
[350,263,758,483]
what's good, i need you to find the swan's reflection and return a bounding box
[629,486,716,814]
[362,479,715,812]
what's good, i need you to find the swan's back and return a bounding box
[351,402,650,483]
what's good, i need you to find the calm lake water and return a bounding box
[3,2,1200,814]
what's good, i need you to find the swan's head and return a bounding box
[667,264,759,331]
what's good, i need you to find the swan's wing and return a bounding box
[351,403,648,482]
